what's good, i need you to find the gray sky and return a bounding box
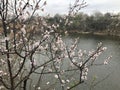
[44,0,120,16]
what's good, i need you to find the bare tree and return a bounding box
[0,0,111,90]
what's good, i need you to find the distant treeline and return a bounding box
[1,12,120,36]
[47,12,120,36]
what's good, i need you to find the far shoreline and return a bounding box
[63,30,120,38]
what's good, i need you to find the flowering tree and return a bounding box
[0,0,111,90]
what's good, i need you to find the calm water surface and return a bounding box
[64,34,120,90]
[29,34,120,90]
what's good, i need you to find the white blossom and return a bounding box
[33,41,39,47]
[62,80,65,83]
[37,87,41,90]
[43,31,50,38]
[88,50,94,56]
[104,60,108,65]
[52,44,58,51]
[60,19,62,23]
[3,72,7,75]
[65,54,68,58]
[0,86,4,89]
[33,85,35,87]
[56,24,59,28]
[7,26,9,29]
[60,70,65,75]
[84,68,89,72]
[40,66,44,70]
[98,42,102,47]
[0,70,3,76]
[102,47,107,51]
[67,87,70,89]
[70,63,74,67]
[56,66,60,69]
[0,70,3,74]
[54,74,58,79]
[52,24,57,29]
[65,18,68,25]
[46,82,50,85]
[83,72,88,76]
[65,31,68,35]
[81,75,87,80]
[70,51,75,57]
[78,62,83,67]
[104,56,112,65]
[38,45,44,50]
[48,68,52,72]
[44,44,48,50]
[21,25,26,34]
[4,37,10,41]
[47,26,52,29]
[0,59,6,64]
[72,59,76,63]
[78,50,83,59]
[66,79,70,83]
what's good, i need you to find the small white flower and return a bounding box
[102,47,107,51]
[0,86,4,89]
[70,51,75,57]
[46,82,50,85]
[72,59,76,63]
[7,26,9,29]
[70,63,74,67]
[78,50,83,58]
[3,72,7,75]
[65,31,68,34]
[84,68,89,72]
[37,87,41,90]
[104,56,112,65]
[57,24,59,27]
[38,45,44,50]
[60,70,65,74]
[65,18,68,25]
[62,80,65,83]
[33,42,39,47]
[83,50,87,54]
[83,72,88,76]
[67,87,70,89]
[21,26,26,34]
[66,79,70,83]
[5,37,10,41]
[43,31,50,38]
[48,68,52,72]
[70,21,73,24]
[40,66,44,70]
[33,85,35,87]
[98,42,102,46]
[65,54,68,58]
[52,24,57,29]
[78,62,83,67]
[104,61,108,65]
[54,74,58,79]
[0,70,3,74]
[81,76,87,80]
[20,60,23,64]
[56,66,60,69]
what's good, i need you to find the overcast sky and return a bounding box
[44,0,120,16]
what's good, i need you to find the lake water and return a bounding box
[28,34,120,90]
[64,34,120,90]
